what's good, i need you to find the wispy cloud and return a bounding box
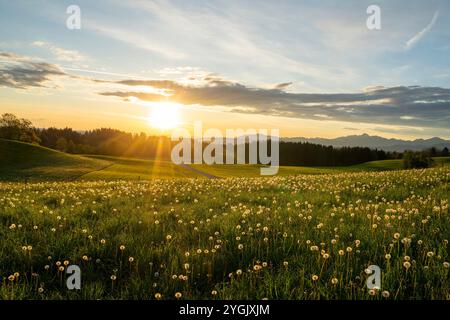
[60,66,146,79]
[274,82,293,89]
[32,41,86,62]
[0,51,151,90]
[405,11,439,50]
[108,0,356,85]
[83,21,186,60]
[0,52,66,89]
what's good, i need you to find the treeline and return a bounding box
[1,113,449,167]
[36,126,396,165]
[38,127,173,159]
[279,143,390,166]
[0,113,40,143]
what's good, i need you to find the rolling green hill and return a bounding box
[80,155,200,180]
[190,157,450,178]
[0,139,111,181]
[188,164,340,177]
[0,139,201,180]
[1,138,449,181]
[350,157,450,171]
[348,159,403,171]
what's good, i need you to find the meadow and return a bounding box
[1,166,449,300]
[2,138,449,180]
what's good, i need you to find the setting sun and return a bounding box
[147,102,181,130]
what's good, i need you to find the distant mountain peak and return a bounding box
[282,134,450,152]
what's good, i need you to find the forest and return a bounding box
[2,113,447,167]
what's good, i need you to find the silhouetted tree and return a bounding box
[55,137,68,152]
[0,113,40,143]
[402,151,433,169]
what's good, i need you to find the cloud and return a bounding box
[61,66,146,79]
[83,22,186,60]
[99,78,450,129]
[1,52,448,131]
[275,82,292,89]
[32,41,86,62]
[0,52,25,60]
[91,0,356,86]
[0,52,67,89]
[373,126,425,135]
[405,11,439,50]
[100,91,167,103]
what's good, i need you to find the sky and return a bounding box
[0,0,449,139]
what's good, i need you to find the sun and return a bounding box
[147,102,181,130]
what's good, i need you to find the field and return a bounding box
[1,138,450,300]
[190,158,450,178]
[0,139,200,180]
[81,155,199,180]
[1,166,449,299]
[2,139,449,180]
[0,139,110,181]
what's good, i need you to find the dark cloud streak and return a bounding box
[100,79,450,129]
[0,52,66,89]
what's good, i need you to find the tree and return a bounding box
[442,147,449,157]
[402,151,434,169]
[429,147,437,157]
[0,113,40,143]
[55,137,68,152]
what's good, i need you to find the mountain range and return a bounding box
[282,134,450,152]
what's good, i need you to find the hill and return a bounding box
[0,139,201,180]
[2,138,449,181]
[0,139,111,180]
[80,155,200,180]
[189,157,450,178]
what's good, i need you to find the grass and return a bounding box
[190,157,450,178]
[81,155,200,180]
[349,159,404,171]
[0,140,202,181]
[2,140,450,300]
[189,164,339,178]
[0,139,111,181]
[2,139,449,182]
[0,167,449,300]
[351,157,450,171]
[434,157,450,167]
